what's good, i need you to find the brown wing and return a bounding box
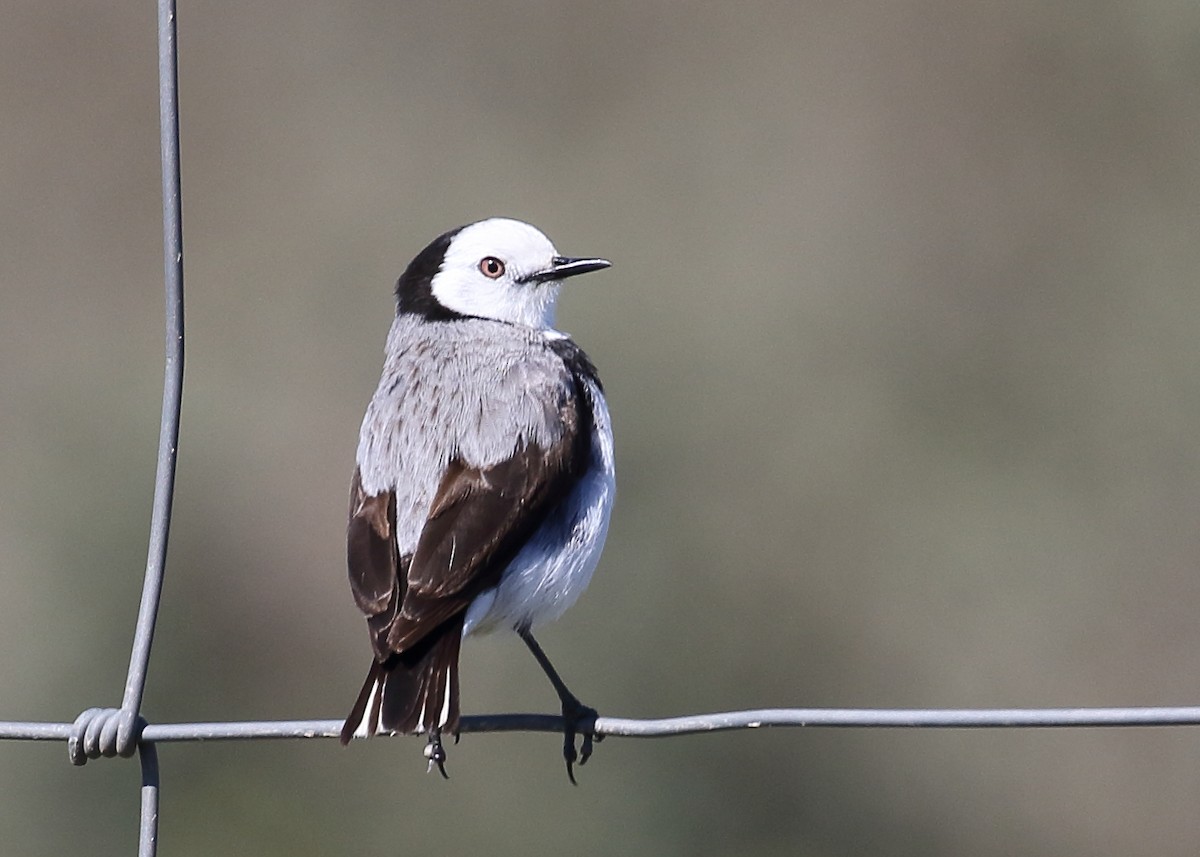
[347,467,399,614]
[347,467,413,661]
[383,422,586,652]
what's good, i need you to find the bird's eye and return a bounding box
[479,257,506,279]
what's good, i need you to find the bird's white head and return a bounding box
[395,218,610,328]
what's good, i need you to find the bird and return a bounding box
[339,217,615,782]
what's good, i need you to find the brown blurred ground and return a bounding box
[2,1,1200,855]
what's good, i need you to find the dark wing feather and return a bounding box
[348,467,418,660]
[412,450,568,596]
[382,408,586,652]
[346,467,400,615]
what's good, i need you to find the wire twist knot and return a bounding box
[68,708,146,766]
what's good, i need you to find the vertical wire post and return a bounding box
[138,742,161,857]
[134,2,182,853]
[124,2,183,852]
[117,0,185,751]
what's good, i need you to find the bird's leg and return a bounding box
[423,728,449,778]
[518,628,599,784]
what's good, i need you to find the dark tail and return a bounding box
[340,616,464,744]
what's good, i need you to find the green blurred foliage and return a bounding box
[3,1,1200,854]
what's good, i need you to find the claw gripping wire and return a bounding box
[68,708,147,766]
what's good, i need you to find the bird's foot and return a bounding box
[561,696,600,785]
[424,730,449,778]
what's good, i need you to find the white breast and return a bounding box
[462,377,616,637]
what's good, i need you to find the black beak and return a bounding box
[523,256,612,284]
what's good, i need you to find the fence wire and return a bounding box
[4,3,1200,856]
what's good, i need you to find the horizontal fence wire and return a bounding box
[7,705,1200,745]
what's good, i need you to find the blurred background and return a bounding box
[3,1,1200,854]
